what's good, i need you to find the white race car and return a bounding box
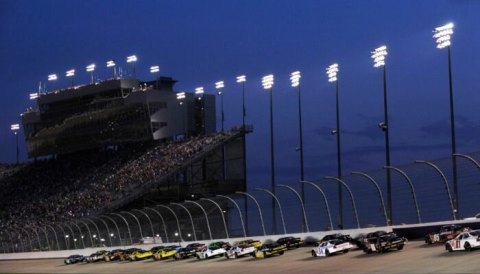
[225,244,256,259]
[445,230,480,252]
[311,239,353,257]
[196,246,227,260]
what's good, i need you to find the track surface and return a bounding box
[1,241,479,274]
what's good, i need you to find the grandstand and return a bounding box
[0,74,249,251]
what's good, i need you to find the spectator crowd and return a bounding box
[0,130,239,241]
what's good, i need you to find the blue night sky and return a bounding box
[1,0,479,187]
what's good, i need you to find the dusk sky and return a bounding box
[1,0,479,187]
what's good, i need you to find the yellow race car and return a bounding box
[254,243,287,259]
[241,239,263,249]
[153,245,181,260]
[129,249,153,261]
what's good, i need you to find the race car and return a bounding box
[64,254,85,265]
[104,249,124,262]
[445,230,480,252]
[85,250,109,263]
[235,239,262,249]
[276,236,303,249]
[185,242,206,252]
[255,243,288,259]
[119,248,142,261]
[425,224,470,244]
[129,249,153,261]
[320,233,353,244]
[174,246,198,260]
[363,231,406,254]
[196,241,230,260]
[153,245,181,260]
[311,239,353,257]
[225,244,256,259]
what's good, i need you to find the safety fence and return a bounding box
[1,152,478,253]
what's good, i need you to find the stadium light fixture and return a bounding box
[126,55,137,63]
[86,64,96,84]
[29,93,39,100]
[176,92,186,100]
[326,64,338,82]
[47,74,58,81]
[371,46,388,68]
[126,55,137,78]
[47,73,58,91]
[150,65,160,88]
[106,60,116,78]
[371,45,392,225]
[215,81,225,132]
[433,22,454,49]
[86,64,95,72]
[106,60,116,67]
[65,69,75,77]
[433,22,458,219]
[236,75,247,129]
[66,69,75,87]
[236,75,246,83]
[10,124,20,164]
[326,62,343,228]
[195,87,204,95]
[150,65,160,73]
[262,74,274,89]
[290,71,301,87]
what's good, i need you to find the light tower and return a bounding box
[371,45,392,225]
[433,22,458,219]
[326,63,343,229]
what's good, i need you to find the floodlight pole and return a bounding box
[334,79,343,229]
[15,132,19,165]
[269,85,277,234]
[382,64,392,226]
[447,46,459,219]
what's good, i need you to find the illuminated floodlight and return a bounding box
[126,55,137,63]
[29,93,39,100]
[86,64,95,72]
[433,22,454,49]
[215,81,224,89]
[66,69,75,77]
[262,74,274,89]
[290,71,301,87]
[106,60,116,67]
[150,65,160,73]
[176,92,186,100]
[10,124,20,131]
[236,75,246,83]
[371,45,388,68]
[326,64,339,82]
[195,87,204,95]
[47,74,58,81]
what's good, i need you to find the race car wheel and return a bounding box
[446,244,453,252]
[279,251,284,255]
[464,242,472,252]
[397,244,404,250]
[343,249,349,253]
[311,250,317,257]
[234,252,238,259]
[325,250,330,257]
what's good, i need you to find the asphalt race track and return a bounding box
[0,241,479,274]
